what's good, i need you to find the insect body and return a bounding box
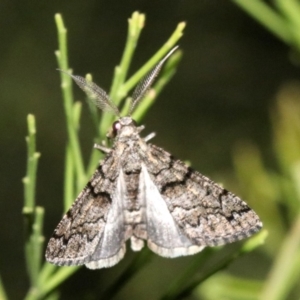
[46,47,262,269]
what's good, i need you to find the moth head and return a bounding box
[107,117,141,139]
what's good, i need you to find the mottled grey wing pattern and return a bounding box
[144,144,262,248]
[45,158,124,268]
[138,164,205,258]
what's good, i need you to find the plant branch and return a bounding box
[161,230,267,300]
[122,22,186,96]
[54,13,86,189]
[101,249,153,299]
[100,11,145,137]
[260,215,300,300]
[131,50,182,121]
[23,115,40,211]
[232,0,293,44]
[0,275,8,300]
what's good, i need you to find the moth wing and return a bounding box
[144,144,262,251]
[86,169,127,269]
[139,164,204,257]
[45,167,127,269]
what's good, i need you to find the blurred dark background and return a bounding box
[0,1,298,299]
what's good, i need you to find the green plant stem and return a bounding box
[39,267,79,297]
[25,15,85,300]
[23,115,43,289]
[232,0,293,44]
[101,249,153,299]
[22,115,46,300]
[85,73,103,178]
[131,50,182,121]
[100,11,145,137]
[110,11,145,104]
[275,0,300,50]
[24,207,45,299]
[87,16,186,178]
[161,248,215,300]
[0,275,8,300]
[161,230,267,300]
[39,263,57,285]
[31,207,45,287]
[44,291,60,300]
[233,142,285,256]
[64,101,82,209]
[64,144,75,211]
[198,272,263,300]
[291,161,300,207]
[260,215,300,300]
[85,74,100,134]
[25,267,79,300]
[122,22,186,95]
[23,114,40,211]
[87,46,182,179]
[55,14,85,189]
[90,17,185,176]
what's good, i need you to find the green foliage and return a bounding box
[232,0,300,48]
[231,87,300,300]
[198,1,300,299]
[197,91,300,300]
[2,3,299,299]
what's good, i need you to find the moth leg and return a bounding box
[94,143,111,154]
[137,125,145,133]
[130,236,145,251]
[144,132,156,142]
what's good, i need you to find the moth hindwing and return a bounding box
[46,47,262,269]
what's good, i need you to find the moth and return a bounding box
[46,47,262,269]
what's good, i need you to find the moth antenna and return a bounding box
[58,70,120,116]
[128,46,179,116]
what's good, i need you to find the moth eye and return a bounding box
[112,121,122,137]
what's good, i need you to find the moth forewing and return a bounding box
[85,169,127,269]
[46,47,262,269]
[139,164,205,257]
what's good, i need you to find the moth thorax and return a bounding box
[119,116,134,126]
[118,125,138,139]
[116,117,138,138]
